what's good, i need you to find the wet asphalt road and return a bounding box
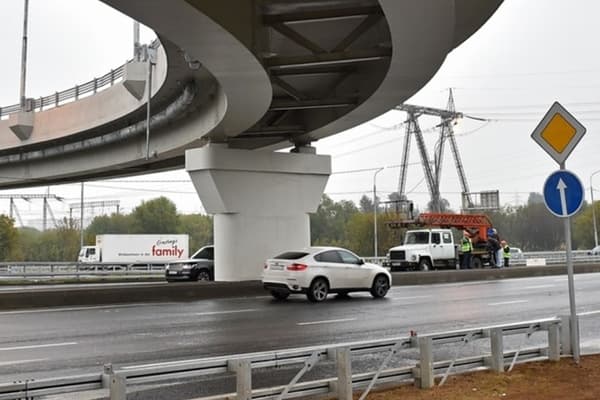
[1,273,599,388]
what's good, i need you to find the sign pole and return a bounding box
[560,162,580,362]
[533,102,585,364]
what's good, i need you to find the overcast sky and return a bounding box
[1,0,600,228]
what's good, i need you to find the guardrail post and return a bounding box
[334,347,352,400]
[228,359,252,400]
[416,336,434,389]
[109,373,127,400]
[489,328,504,372]
[547,322,560,361]
[102,363,113,388]
[560,315,571,355]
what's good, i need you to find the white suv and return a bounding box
[263,246,391,302]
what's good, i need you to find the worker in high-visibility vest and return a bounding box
[461,231,473,269]
[502,240,511,267]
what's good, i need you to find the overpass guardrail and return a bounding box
[0,314,579,400]
[0,40,159,119]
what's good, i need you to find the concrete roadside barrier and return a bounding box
[2,264,600,310]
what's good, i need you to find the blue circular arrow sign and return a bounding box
[543,170,584,218]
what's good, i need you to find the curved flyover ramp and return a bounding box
[0,1,502,280]
[0,0,502,188]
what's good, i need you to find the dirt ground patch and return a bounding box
[363,354,600,400]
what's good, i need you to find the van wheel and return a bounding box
[471,257,483,269]
[418,258,431,271]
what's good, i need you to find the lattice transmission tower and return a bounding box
[395,89,478,212]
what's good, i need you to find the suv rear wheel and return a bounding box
[307,278,329,302]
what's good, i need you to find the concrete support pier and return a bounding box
[186,145,331,281]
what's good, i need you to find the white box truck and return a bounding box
[78,234,189,265]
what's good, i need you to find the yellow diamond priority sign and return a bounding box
[531,102,586,165]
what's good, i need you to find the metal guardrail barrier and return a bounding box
[2,251,600,279]
[0,316,572,400]
[364,251,600,267]
[0,40,159,119]
[0,262,164,278]
[0,66,125,119]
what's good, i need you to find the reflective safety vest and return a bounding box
[461,237,472,252]
[503,245,511,258]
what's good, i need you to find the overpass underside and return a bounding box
[0,0,502,280]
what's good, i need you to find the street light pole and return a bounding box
[590,169,600,247]
[19,0,30,108]
[373,167,384,257]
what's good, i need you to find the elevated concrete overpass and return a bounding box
[0,0,502,280]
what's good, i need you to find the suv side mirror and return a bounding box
[358,258,365,265]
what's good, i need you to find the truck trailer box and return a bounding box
[79,234,189,264]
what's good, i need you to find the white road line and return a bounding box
[523,285,555,289]
[297,318,356,326]
[0,342,77,351]
[0,302,178,315]
[579,310,600,316]
[0,358,47,366]
[195,309,259,316]
[390,295,432,301]
[488,300,529,306]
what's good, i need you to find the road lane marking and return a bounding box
[488,300,528,306]
[390,295,432,301]
[0,303,179,315]
[195,309,259,316]
[0,342,77,351]
[579,309,600,316]
[523,285,555,289]
[0,358,47,366]
[297,318,356,326]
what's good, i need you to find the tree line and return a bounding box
[0,193,598,261]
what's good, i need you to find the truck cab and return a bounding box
[387,229,456,271]
[78,246,99,263]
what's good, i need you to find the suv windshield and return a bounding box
[405,231,430,245]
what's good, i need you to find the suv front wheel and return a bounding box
[370,275,390,298]
[194,268,212,281]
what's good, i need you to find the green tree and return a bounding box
[84,213,133,245]
[131,197,178,233]
[0,215,21,261]
[310,195,358,248]
[24,218,80,261]
[573,202,597,250]
[178,213,213,251]
[346,212,373,256]
[16,227,41,261]
[359,195,374,213]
